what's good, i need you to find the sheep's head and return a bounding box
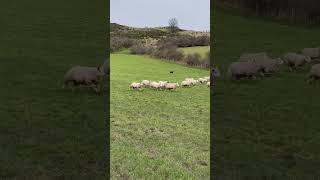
[96,65,105,78]
[276,58,284,65]
[305,56,312,63]
[212,67,220,78]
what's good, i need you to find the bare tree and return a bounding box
[168,18,179,34]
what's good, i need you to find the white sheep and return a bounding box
[181,80,192,87]
[239,53,283,74]
[307,64,320,83]
[158,81,168,89]
[302,48,320,59]
[63,65,105,93]
[283,52,311,71]
[207,81,210,87]
[198,78,207,84]
[228,60,262,80]
[150,81,160,89]
[165,83,179,90]
[256,57,284,74]
[130,82,142,89]
[186,78,198,85]
[141,80,150,87]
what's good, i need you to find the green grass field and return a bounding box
[110,53,210,179]
[179,46,210,58]
[0,1,107,178]
[213,8,320,178]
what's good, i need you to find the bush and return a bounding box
[193,35,210,46]
[130,44,147,55]
[130,44,154,55]
[110,36,137,52]
[151,44,184,61]
[184,53,202,66]
[158,35,210,48]
[165,48,184,61]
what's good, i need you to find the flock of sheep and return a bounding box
[227,47,320,83]
[129,76,212,91]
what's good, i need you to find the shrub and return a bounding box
[130,44,147,55]
[110,36,137,52]
[130,44,154,55]
[158,35,210,48]
[165,48,184,61]
[184,53,202,66]
[151,44,184,61]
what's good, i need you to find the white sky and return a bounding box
[111,0,210,32]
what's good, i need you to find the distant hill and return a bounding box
[110,23,210,39]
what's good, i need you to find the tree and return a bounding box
[168,18,179,34]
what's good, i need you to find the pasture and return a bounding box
[179,46,210,58]
[110,53,210,179]
[213,8,320,178]
[0,0,107,178]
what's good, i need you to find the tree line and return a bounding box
[216,0,320,24]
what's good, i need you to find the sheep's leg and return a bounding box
[93,86,100,93]
[252,75,257,80]
[69,81,77,91]
[307,76,314,84]
[93,84,101,93]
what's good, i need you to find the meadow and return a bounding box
[213,8,320,178]
[110,53,210,179]
[179,46,210,58]
[0,0,107,178]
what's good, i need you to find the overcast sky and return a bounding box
[111,0,210,32]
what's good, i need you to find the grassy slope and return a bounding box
[0,1,107,178]
[179,46,210,58]
[110,53,210,179]
[213,8,320,178]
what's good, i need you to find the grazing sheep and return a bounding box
[198,78,207,83]
[141,80,150,87]
[184,78,196,85]
[228,60,262,80]
[150,81,160,89]
[181,80,192,87]
[256,57,284,74]
[207,82,210,87]
[130,82,142,89]
[238,54,282,75]
[307,64,320,83]
[302,48,320,59]
[165,83,179,90]
[159,81,168,89]
[185,78,194,81]
[63,65,105,93]
[283,53,311,71]
[188,79,198,85]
